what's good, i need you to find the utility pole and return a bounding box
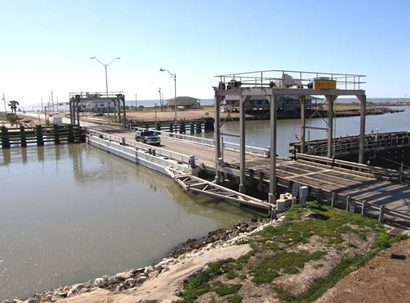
[160,68,177,130]
[158,88,162,111]
[135,93,138,110]
[51,90,54,112]
[2,92,7,114]
[40,97,43,113]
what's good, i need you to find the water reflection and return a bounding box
[0,144,253,301]
[197,106,410,156]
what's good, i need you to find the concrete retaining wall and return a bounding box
[87,135,188,177]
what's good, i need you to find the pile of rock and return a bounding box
[170,218,268,258]
[4,264,170,303]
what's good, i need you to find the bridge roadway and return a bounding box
[112,131,263,169]
[109,130,410,223]
[240,158,410,215]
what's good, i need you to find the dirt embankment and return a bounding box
[7,204,409,303]
[315,238,410,303]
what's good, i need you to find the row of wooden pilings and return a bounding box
[127,118,215,134]
[1,125,85,148]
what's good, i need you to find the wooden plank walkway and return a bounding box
[243,158,410,215]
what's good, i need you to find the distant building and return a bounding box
[166,96,200,109]
[221,95,318,113]
[77,93,115,113]
[83,99,115,113]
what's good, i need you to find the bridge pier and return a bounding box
[299,96,306,153]
[326,95,337,158]
[269,93,279,203]
[358,94,367,164]
[214,93,223,183]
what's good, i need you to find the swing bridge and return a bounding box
[82,68,410,227]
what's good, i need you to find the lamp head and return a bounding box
[160,68,165,72]
[90,56,96,59]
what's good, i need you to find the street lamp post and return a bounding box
[160,68,177,130]
[90,56,120,119]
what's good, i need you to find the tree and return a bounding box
[8,100,19,114]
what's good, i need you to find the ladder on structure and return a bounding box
[165,168,272,216]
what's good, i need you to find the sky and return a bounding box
[1,0,409,108]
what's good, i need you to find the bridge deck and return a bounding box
[112,131,262,168]
[101,130,410,223]
[241,159,410,214]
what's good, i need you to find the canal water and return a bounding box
[1,106,409,300]
[0,145,254,301]
[208,106,410,156]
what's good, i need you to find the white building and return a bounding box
[166,96,200,109]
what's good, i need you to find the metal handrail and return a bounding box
[132,127,269,157]
[87,129,190,164]
[215,68,366,90]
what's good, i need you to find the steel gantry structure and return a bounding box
[69,92,126,127]
[213,69,366,203]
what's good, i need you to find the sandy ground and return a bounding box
[316,239,410,303]
[126,109,218,122]
[58,244,252,303]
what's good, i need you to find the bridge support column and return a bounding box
[239,95,246,193]
[269,93,278,203]
[214,92,222,183]
[299,96,306,153]
[357,94,367,164]
[326,96,337,158]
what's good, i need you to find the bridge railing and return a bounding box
[132,127,269,157]
[291,131,410,156]
[87,129,190,164]
[215,68,366,90]
[295,153,410,183]
[307,187,410,228]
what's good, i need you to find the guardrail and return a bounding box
[88,129,190,164]
[295,153,410,182]
[291,131,410,156]
[288,181,410,228]
[131,127,269,157]
[215,68,366,91]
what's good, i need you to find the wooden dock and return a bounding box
[1,125,85,148]
[290,131,410,159]
[231,155,410,226]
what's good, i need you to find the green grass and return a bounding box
[228,294,243,303]
[175,201,407,303]
[175,258,247,302]
[374,230,408,249]
[252,251,325,285]
[275,252,376,303]
[213,282,242,296]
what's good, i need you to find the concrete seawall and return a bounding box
[87,135,189,177]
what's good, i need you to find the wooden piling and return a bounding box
[180,122,185,133]
[68,125,74,143]
[346,196,351,211]
[1,126,10,149]
[379,205,385,223]
[53,124,60,145]
[36,125,44,146]
[20,125,27,147]
[196,122,202,133]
